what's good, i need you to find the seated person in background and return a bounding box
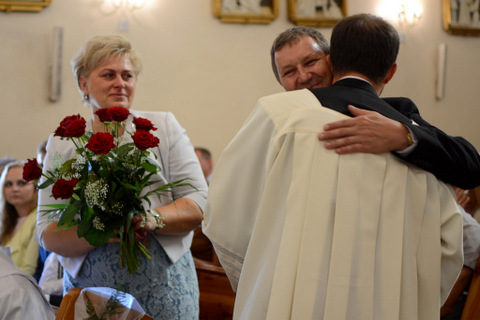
[0,246,55,319]
[191,147,219,264]
[0,160,39,277]
[270,26,480,189]
[38,252,64,308]
[0,156,16,235]
[441,188,480,319]
[33,140,51,282]
[194,147,213,184]
[441,208,480,319]
[34,141,63,300]
[456,186,480,222]
[0,156,16,175]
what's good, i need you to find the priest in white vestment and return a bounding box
[203,88,463,320]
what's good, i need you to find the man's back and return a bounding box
[204,89,463,319]
[309,78,412,124]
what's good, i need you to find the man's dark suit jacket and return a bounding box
[309,78,480,189]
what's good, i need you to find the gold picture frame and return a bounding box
[443,0,480,36]
[213,0,278,24]
[0,0,51,13]
[287,0,346,27]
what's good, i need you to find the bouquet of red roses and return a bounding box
[23,107,191,274]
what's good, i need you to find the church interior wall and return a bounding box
[1,0,479,163]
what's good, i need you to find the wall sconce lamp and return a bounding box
[378,0,423,26]
[100,0,151,32]
[397,0,423,25]
[110,0,146,11]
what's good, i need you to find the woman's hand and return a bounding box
[132,212,158,237]
[135,198,202,236]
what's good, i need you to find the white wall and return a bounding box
[1,0,479,164]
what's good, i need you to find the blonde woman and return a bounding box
[0,160,39,276]
[35,35,208,319]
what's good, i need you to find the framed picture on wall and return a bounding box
[287,0,346,27]
[443,0,480,36]
[212,0,278,24]
[0,0,51,12]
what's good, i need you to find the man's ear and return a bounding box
[384,63,397,84]
[326,54,333,72]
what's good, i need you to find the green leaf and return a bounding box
[84,228,114,247]
[142,157,161,173]
[115,143,134,157]
[38,179,54,189]
[76,220,91,238]
[118,181,139,191]
[57,202,80,226]
[144,197,152,208]
[81,206,96,222]
[72,193,80,201]
[41,204,67,210]
[55,220,79,231]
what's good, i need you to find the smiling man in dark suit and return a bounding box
[271,24,480,189]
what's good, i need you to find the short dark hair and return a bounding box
[330,13,399,84]
[270,26,330,82]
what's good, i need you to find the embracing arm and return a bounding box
[318,100,480,189]
[386,97,480,189]
[317,105,411,154]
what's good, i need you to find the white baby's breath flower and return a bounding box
[92,216,105,231]
[111,202,124,216]
[72,155,86,172]
[84,178,109,210]
[123,162,136,172]
[63,173,74,180]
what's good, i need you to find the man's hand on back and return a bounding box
[317,105,410,154]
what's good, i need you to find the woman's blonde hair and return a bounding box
[71,34,143,105]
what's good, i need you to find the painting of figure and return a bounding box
[288,0,345,27]
[214,0,278,24]
[296,0,343,18]
[444,0,480,36]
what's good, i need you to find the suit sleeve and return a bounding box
[383,97,480,189]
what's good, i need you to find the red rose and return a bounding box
[86,132,116,155]
[52,178,78,199]
[95,109,111,122]
[23,158,42,182]
[54,115,86,138]
[65,118,86,137]
[107,107,130,122]
[133,117,157,132]
[53,126,66,137]
[132,130,160,150]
